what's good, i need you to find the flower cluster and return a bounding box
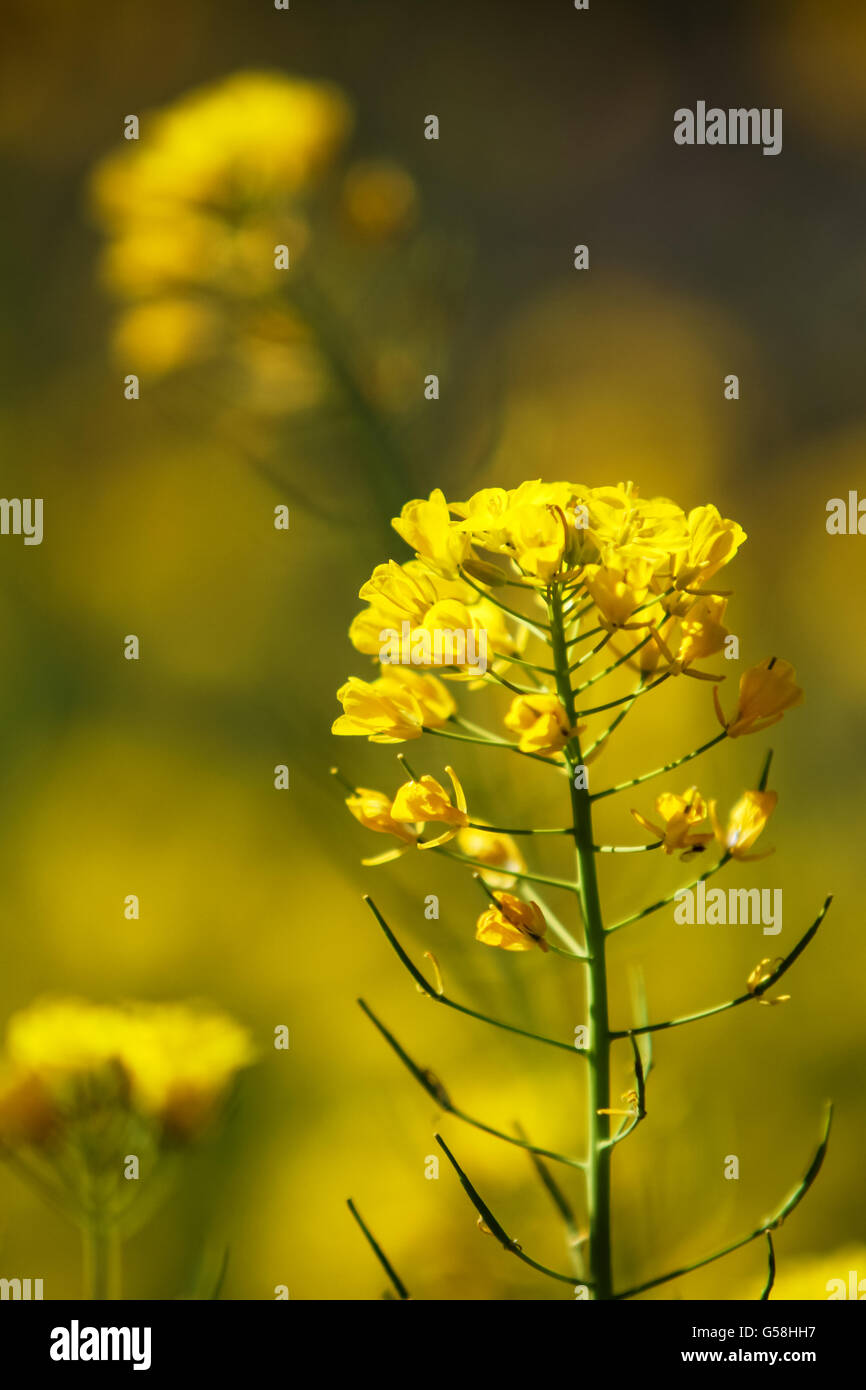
[90,71,416,383]
[0,997,254,1155]
[333,479,803,950]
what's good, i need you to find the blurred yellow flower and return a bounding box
[476,893,548,953]
[346,787,419,844]
[456,825,526,888]
[113,298,221,375]
[332,668,456,742]
[710,789,777,860]
[92,71,352,224]
[503,692,571,755]
[632,788,713,857]
[1,997,254,1147]
[714,658,804,737]
[341,160,418,239]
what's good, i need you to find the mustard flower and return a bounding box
[390,766,468,849]
[714,658,804,737]
[632,788,714,857]
[333,668,456,742]
[673,504,747,590]
[503,692,572,756]
[583,560,655,630]
[392,490,470,578]
[710,790,777,860]
[475,893,548,953]
[345,787,420,865]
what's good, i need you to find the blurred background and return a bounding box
[0,0,863,1299]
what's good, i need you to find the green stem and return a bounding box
[549,584,613,1300]
[83,1214,119,1301]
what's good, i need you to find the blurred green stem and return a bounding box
[548,585,613,1300]
[83,1212,121,1301]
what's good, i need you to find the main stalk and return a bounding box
[548,586,613,1299]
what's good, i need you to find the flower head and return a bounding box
[583,560,654,630]
[710,789,777,860]
[504,693,572,756]
[475,893,548,953]
[714,658,804,737]
[676,594,729,665]
[390,766,468,848]
[333,668,455,742]
[632,788,713,857]
[674,505,747,590]
[392,490,469,578]
[0,998,254,1152]
[345,787,420,865]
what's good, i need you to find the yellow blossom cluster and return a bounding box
[90,71,417,380]
[333,479,804,953]
[0,998,254,1149]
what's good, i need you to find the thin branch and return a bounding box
[459,572,551,640]
[364,898,586,1052]
[603,1036,647,1150]
[760,1233,776,1301]
[594,841,663,854]
[435,1134,583,1288]
[427,722,566,773]
[360,1000,587,1171]
[437,847,578,894]
[610,896,832,1040]
[578,672,671,719]
[614,1106,832,1299]
[606,853,732,935]
[347,1199,410,1300]
[590,732,727,802]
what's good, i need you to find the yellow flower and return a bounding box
[714,658,804,737]
[585,483,689,568]
[456,825,526,888]
[710,790,777,860]
[118,1003,255,1142]
[341,160,417,239]
[476,892,548,953]
[504,693,572,756]
[349,559,517,675]
[1,998,254,1147]
[390,766,468,848]
[92,72,352,225]
[675,594,729,665]
[505,501,567,581]
[345,787,419,865]
[632,788,714,856]
[332,668,456,742]
[112,298,222,375]
[674,504,747,590]
[392,489,469,578]
[583,560,654,630]
[452,481,579,580]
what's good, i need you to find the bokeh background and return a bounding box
[0,0,863,1299]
